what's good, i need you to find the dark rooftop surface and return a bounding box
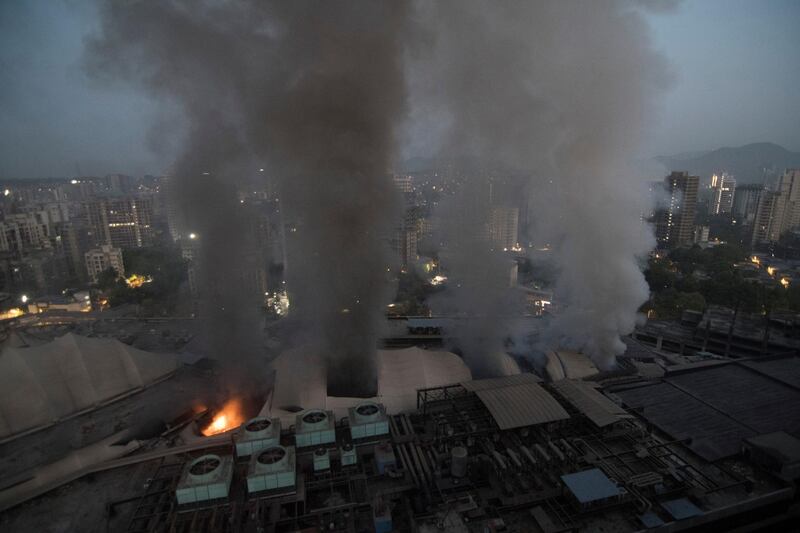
[615,357,800,461]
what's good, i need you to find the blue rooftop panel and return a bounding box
[662,498,703,520]
[560,468,621,504]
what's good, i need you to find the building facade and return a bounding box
[655,171,699,248]
[732,184,766,225]
[710,173,736,215]
[751,191,784,245]
[83,195,155,250]
[489,206,520,251]
[85,245,125,283]
[776,169,800,234]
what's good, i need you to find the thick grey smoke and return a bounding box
[412,1,671,370]
[85,1,411,395]
[86,0,670,385]
[428,174,526,378]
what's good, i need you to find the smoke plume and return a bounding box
[85,1,412,395]
[411,1,671,370]
[86,0,670,383]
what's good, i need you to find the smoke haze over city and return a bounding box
[3,2,800,532]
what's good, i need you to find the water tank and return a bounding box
[451,446,468,478]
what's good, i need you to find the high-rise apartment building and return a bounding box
[655,171,699,248]
[392,175,413,194]
[0,213,51,253]
[732,184,766,225]
[710,173,736,215]
[489,206,519,250]
[751,191,785,245]
[776,169,800,234]
[83,195,155,249]
[85,244,125,283]
[749,170,800,245]
[391,207,419,269]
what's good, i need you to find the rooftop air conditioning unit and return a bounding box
[247,445,296,493]
[176,454,234,504]
[348,401,389,440]
[234,416,281,457]
[340,442,358,466]
[313,447,331,471]
[295,409,336,447]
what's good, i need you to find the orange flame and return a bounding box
[201,398,245,436]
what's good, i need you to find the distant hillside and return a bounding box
[656,142,800,184]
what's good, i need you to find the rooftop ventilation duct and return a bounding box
[247,445,296,493]
[234,416,281,457]
[348,401,389,440]
[295,409,336,447]
[175,454,234,504]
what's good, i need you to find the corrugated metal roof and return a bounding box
[475,382,569,430]
[461,372,542,392]
[551,380,632,428]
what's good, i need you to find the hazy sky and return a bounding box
[1,0,798,179]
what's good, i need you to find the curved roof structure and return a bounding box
[0,333,178,439]
[545,350,599,381]
[269,347,520,423]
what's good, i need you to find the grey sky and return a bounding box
[0,0,798,179]
[647,0,800,156]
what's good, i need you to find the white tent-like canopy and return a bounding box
[267,346,521,424]
[0,333,178,439]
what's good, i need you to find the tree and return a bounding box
[95,267,120,292]
[644,258,677,291]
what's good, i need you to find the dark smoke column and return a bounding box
[85,2,411,396]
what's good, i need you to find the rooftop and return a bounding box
[560,468,621,504]
[550,379,633,428]
[613,356,800,461]
[474,379,570,430]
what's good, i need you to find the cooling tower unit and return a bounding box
[234,416,281,457]
[295,409,336,447]
[175,454,234,505]
[340,442,358,466]
[348,401,389,440]
[313,447,331,471]
[246,445,296,493]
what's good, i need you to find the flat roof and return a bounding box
[560,468,621,504]
[550,379,633,428]
[661,498,703,520]
[615,359,800,461]
[475,382,569,430]
[744,431,800,463]
[740,357,800,390]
